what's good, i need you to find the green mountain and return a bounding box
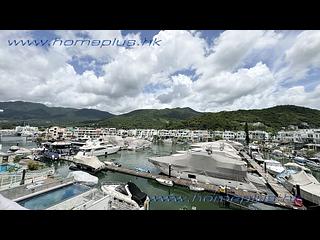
[0,101,114,126]
[1,101,320,131]
[182,105,320,131]
[98,107,203,129]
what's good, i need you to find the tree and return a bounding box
[245,122,250,145]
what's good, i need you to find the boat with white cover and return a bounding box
[67,171,98,186]
[70,152,105,173]
[261,160,285,176]
[149,141,259,192]
[155,178,173,187]
[277,165,320,206]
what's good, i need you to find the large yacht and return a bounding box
[79,139,120,156]
[79,145,108,157]
[148,141,259,192]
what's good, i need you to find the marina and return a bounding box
[102,158,303,209]
[240,152,295,199]
[1,129,320,210]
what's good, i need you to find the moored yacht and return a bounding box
[104,144,120,154]
[71,152,105,173]
[294,156,307,166]
[79,140,120,156]
[261,160,285,176]
[149,141,259,192]
[252,152,264,163]
[277,166,320,206]
[155,178,173,187]
[101,182,149,210]
[306,161,320,172]
[271,149,283,157]
[79,145,108,157]
[248,144,261,158]
[306,158,320,172]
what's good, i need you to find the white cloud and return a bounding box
[276,30,320,82]
[1,30,320,115]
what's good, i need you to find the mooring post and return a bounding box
[296,184,301,197]
[20,169,26,185]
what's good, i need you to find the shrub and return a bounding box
[27,160,41,171]
[14,155,23,163]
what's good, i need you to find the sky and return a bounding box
[1,30,320,114]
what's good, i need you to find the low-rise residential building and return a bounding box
[47,126,66,140]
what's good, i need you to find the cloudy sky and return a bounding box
[1,30,320,114]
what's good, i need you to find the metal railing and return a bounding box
[0,167,55,190]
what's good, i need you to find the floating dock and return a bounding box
[240,151,294,198]
[102,163,305,210]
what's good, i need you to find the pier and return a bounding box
[102,164,305,209]
[240,151,294,199]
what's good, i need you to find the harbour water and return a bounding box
[56,144,241,210]
[4,140,319,210]
[1,141,243,210]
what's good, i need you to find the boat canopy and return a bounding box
[127,182,147,207]
[288,171,319,186]
[149,151,248,182]
[73,153,105,170]
[67,171,98,186]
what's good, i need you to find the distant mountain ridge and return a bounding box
[1,101,320,131]
[181,105,320,131]
[98,107,202,129]
[0,101,114,125]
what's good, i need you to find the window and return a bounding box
[188,174,196,179]
[95,148,106,151]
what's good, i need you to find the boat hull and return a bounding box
[156,179,173,187]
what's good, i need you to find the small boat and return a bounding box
[272,149,283,157]
[294,156,307,166]
[104,161,122,167]
[69,164,79,171]
[284,162,312,173]
[156,178,173,187]
[189,185,205,192]
[306,161,320,172]
[252,153,264,163]
[261,160,285,176]
[135,167,150,173]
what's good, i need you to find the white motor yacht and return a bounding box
[80,139,120,156]
[101,182,149,210]
[79,145,108,157]
[261,160,285,176]
[104,144,120,154]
